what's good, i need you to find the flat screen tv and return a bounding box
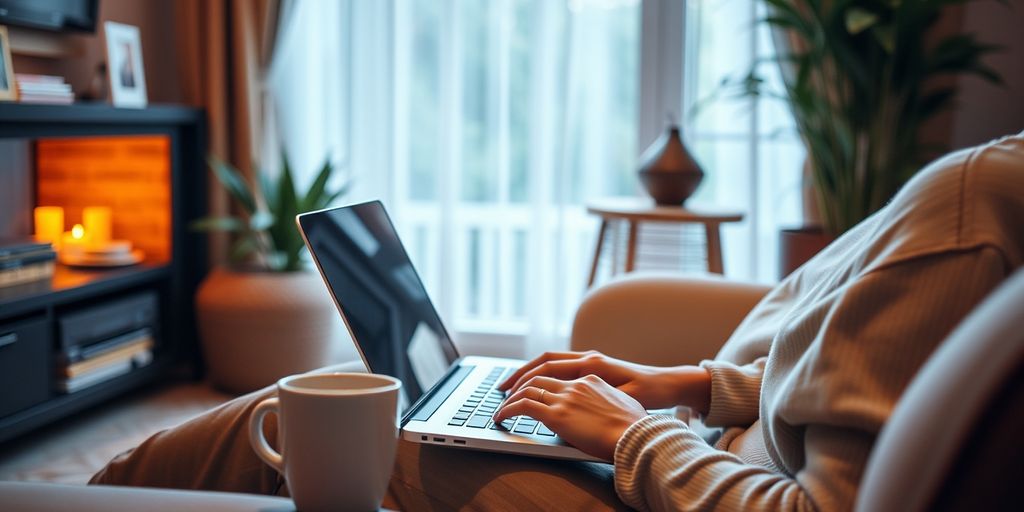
[0,0,98,33]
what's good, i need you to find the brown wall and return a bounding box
[951,1,1024,148]
[9,0,183,104]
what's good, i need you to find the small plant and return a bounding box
[192,155,349,271]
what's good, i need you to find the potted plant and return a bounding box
[748,0,1002,275]
[192,156,351,393]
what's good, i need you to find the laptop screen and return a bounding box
[298,201,460,408]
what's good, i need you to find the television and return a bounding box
[0,0,98,33]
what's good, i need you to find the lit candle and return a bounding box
[83,206,112,248]
[61,224,88,257]
[34,206,64,248]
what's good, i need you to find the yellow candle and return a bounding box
[83,206,112,247]
[34,206,64,247]
[59,224,90,264]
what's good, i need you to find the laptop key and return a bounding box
[513,422,538,434]
[466,415,491,428]
[453,411,471,420]
[449,419,466,426]
[537,424,556,436]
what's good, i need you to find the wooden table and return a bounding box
[586,198,743,287]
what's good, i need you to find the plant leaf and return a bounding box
[845,7,878,35]
[302,158,333,212]
[189,216,244,232]
[208,157,257,214]
[229,234,259,264]
[249,210,275,231]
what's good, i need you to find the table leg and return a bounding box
[625,220,639,273]
[705,222,724,274]
[587,220,609,288]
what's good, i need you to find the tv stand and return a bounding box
[0,102,206,444]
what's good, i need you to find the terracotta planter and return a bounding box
[779,227,834,279]
[196,267,352,393]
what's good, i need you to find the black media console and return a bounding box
[0,102,207,443]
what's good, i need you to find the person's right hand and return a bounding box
[497,350,711,413]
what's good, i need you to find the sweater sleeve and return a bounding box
[614,415,829,511]
[698,357,766,427]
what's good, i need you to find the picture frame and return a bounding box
[0,26,17,101]
[104,21,147,108]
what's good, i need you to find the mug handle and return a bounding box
[249,397,284,473]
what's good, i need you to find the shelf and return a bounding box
[0,102,202,126]
[0,262,172,319]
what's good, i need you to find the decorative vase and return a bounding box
[638,125,705,206]
[779,226,834,278]
[195,267,355,393]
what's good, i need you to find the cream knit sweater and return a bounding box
[614,133,1024,511]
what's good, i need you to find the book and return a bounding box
[58,349,153,393]
[18,94,75,105]
[60,327,156,364]
[15,74,66,85]
[0,251,57,270]
[0,238,53,259]
[0,261,55,288]
[62,336,154,378]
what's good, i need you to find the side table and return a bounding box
[586,197,744,287]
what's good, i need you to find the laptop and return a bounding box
[297,201,600,462]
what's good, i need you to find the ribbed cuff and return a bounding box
[698,360,763,427]
[614,414,690,510]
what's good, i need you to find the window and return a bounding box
[268,0,800,354]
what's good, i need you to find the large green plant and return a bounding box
[748,0,1002,235]
[192,156,349,271]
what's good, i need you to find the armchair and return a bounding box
[570,272,770,365]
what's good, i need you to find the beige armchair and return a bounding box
[570,272,770,365]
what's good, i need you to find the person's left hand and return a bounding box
[492,374,647,461]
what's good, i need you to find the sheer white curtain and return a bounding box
[682,0,804,280]
[266,0,800,356]
[269,0,641,356]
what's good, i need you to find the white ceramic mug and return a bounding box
[249,372,401,512]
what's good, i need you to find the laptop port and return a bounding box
[454,439,466,445]
[433,437,445,443]
[421,435,428,441]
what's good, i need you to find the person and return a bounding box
[91,132,1024,511]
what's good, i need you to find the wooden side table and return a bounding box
[586,197,744,287]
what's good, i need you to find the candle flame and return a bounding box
[71,224,85,240]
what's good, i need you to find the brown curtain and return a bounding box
[176,0,283,265]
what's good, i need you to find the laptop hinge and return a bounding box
[401,358,475,426]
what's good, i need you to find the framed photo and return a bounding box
[0,26,16,101]
[104,21,147,108]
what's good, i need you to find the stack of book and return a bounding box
[56,293,159,393]
[0,238,56,288]
[57,328,155,393]
[16,74,74,105]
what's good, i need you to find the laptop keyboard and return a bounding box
[447,366,556,437]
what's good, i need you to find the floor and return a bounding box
[0,381,232,484]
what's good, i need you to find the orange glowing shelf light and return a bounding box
[35,136,172,263]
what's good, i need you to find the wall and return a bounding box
[951,2,1024,148]
[9,0,182,104]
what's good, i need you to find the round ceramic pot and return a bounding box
[196,267,348,393]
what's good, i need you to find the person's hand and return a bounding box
[498,350,711,413]
[493,375,647,461]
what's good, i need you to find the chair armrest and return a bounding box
[570,273,770,367]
